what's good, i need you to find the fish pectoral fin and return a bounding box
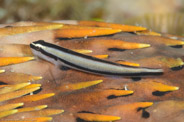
[60,66,71,71]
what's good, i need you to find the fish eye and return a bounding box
[30,43,43,51]
[34,46,41,51]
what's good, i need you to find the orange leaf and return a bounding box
[56,80,103,92]
[160,57,184,68]
[136,30,161,36]
[92,55,109,59]
[10,93,55,103]
[72,49,93,54]
[0,87,40,102]
[0,24,63,37]
[79,21,147,32]
[0,103,24,112]
[0,82,30,94]
[24,117,53,122]
[0,72,42,84]
[150,82,179,92]
[104,102,153,114]
[26,109,64,117]
[88,39,150,49]
[17,105,48,113]
[54,27,121,38]
[0,57,34,67]
[116,60,140,67]
[0,109,18,119]
[0,117,52,122]
[75,113,121,121]
[21,84,42,90]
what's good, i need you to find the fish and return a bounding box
[30,40,163,76]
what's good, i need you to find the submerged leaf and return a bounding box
[54,27,122,38]
[78,21,147,32]
[0,72,42,84]
[92,55,109,59]
[21,84,42,90]
[56,80,103,92]
[10,93,55,103]
[0,103,24,112]
[160,57,184,68]
[83,39,151,50]
[24,109,64,117]
[0,57,34,67]
[75,113,121,121]
[0,82,30,94]
[17,105,48,113]
[0,24,63,37]
[0,87,40,102]
[116,60,140,67]
[72,49,93,54]
[0,109,18,119]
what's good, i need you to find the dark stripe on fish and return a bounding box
[30,40,163,76]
